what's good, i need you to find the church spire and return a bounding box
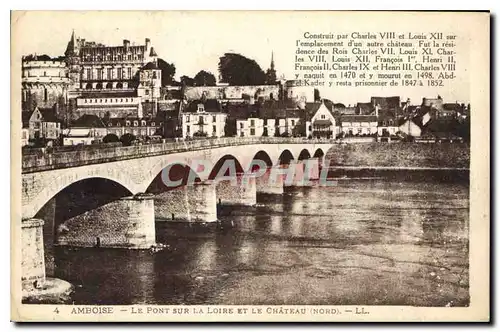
[265,51,277,85]
[65,30,77,57]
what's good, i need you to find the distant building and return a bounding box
[237,118,274,137]
[63,114,107,145]
[398,118,423,137]
[305,101,338,138]
[64,31,158,94]
[74,95,143,119]
[181,99,227,138]
[21,55,70,111]
[104,117,162,138]
[340,115,378,136]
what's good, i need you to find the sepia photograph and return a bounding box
[11,10,489,322]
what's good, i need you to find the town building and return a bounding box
[22,106,62,142]
[398,118,423,137]
[305,101,338,138]
[181,99,227,138]
[104,117,162,138]
[340,115,378,136]
[63,114,107,145]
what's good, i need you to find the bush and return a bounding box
[120,133,136,146]
[102,133,120,143]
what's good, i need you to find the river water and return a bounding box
[51,170,469,307]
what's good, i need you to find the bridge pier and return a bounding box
[256,166,285,195]
[216,173,257,206]
[190,181,218,222]
[21,218,46,291]
[57,193,156,249]
[289,158,320,186]
[21,218,73,302]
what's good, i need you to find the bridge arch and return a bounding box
[209,154,244,180]
[277,149,295,165]
[23,168,141,219]
[313,148,325,159]
[145,162,203,194]
[248,150,273,173]
[297,148,312,160]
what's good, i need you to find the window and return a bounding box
[97,69,103,80]
[250,128,255,136]
[127,67,132,79]
[250,119,255,126]
[151,122,155,126]
[197,104,205,112]
[212,115,216,122]
[213,125,216,133]
[321,114,326,119]
[126,121,130,126]
[186,125,190,134]
[44,88,48,102]
[199,116,203,123]
[107,68,112,80]
[240,122,244,128]
[134,120,138,126]
[145,89,149,95]
[86,68,92,80]
[117,68,122,80]
[141,120,146,126]
[186,115,190,122]
[291,120,295,126]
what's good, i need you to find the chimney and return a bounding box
[145,38,151,51]
[375,104,379,118]
[123,39,130,51]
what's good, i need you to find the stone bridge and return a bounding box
[20,137,334,293]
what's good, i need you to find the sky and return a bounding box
[12,11,475,105]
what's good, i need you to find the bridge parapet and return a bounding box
[22,137,335,173]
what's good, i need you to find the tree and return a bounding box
[103,133,120,143]
[218,53,266,85]
[157,58,176,86]
[265,68,277,85]
[120,133,136,146]
[194,70,217,86]
[314,89,321,102]
[180,75,195,87]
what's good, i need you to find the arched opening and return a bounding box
[298,149,311,161]
[277,149,294,165]
[106,82,113,89]
[33,178,133,277]
[116,82,123,89]
[85,83,92,90]
[209,155,244,180]
[146,163,201,194]
[248,150,273,173]
[313,148,325,159]
[95,83,103,89]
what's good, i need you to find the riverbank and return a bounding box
[325,142,470,169]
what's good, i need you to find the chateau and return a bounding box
[22,31,162,120]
